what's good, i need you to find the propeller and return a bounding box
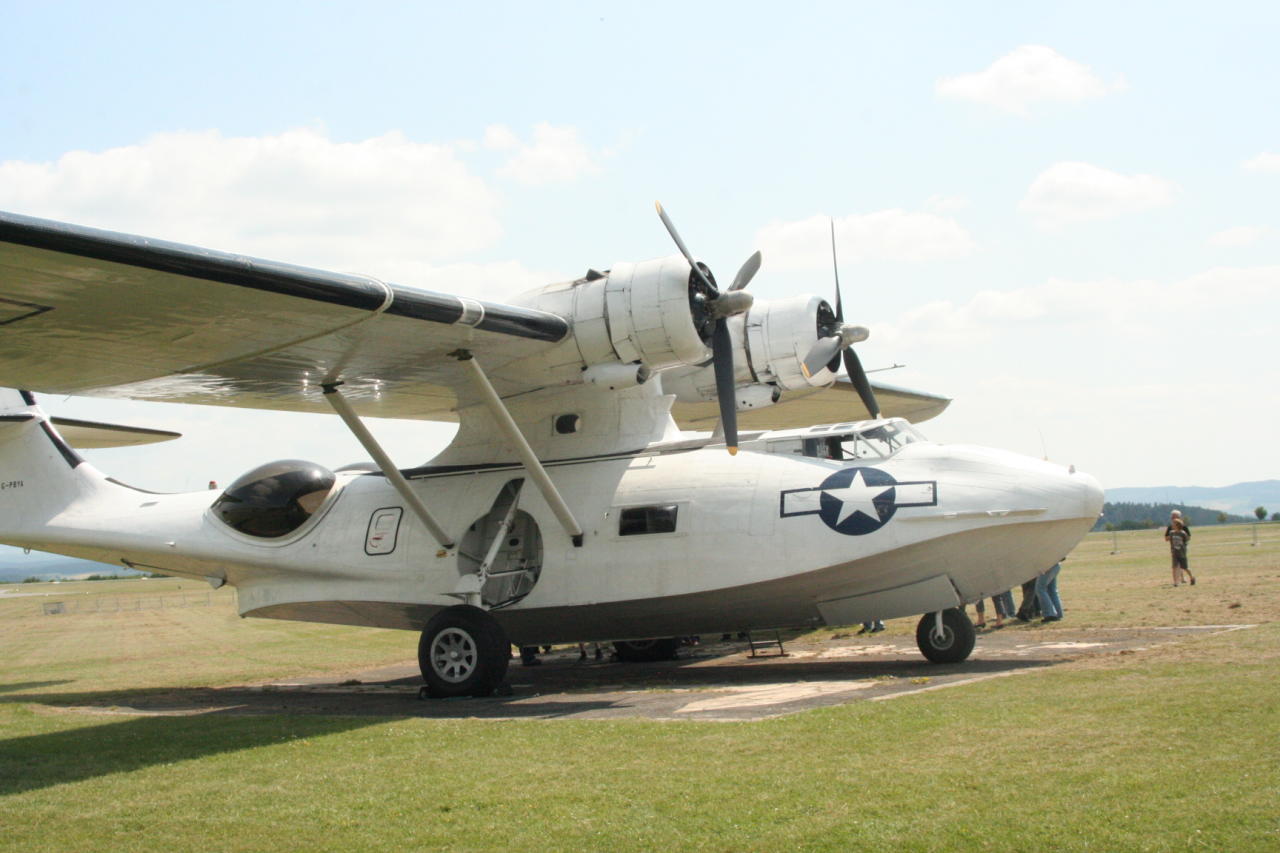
[655,202,759,454]
[800,219,881,419]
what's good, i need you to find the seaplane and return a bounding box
[0,205,1103,697]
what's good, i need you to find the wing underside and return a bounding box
[0,211,569,420]
[2,211,950,431]
[670,375,950,429]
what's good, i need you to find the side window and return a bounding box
[618,505,679,536]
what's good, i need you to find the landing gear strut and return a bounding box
[418,605,510,698]
[915,607,975,664]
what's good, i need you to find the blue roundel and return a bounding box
[817,466,899,536]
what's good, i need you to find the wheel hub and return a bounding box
[431,627,478,683]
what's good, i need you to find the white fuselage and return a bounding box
[7,419,1103,645]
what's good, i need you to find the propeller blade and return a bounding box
[656,201,716,293]
[711,318,739,454]
[827,219,845,372]
[801,335,843,378]
[830,219,844,322]
[728,250,762,292]
[844,347,881,419]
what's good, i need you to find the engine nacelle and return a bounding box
[660,294,839,405]
[547,256,712,373]
[743,294,838,391]
[734,383,782,411]
[581,361,652,390]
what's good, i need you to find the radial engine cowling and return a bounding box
[743,294,841,391]
[662,293,840,406]
[561,256,713,373]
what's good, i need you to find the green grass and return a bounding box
[0,577,412,693]
[2,527,1279,851]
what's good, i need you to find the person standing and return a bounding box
[994,588,1017,623]
[1165,518,1195,586]
[973,595,1008,629]
[1035,562,1063,622]
[1016,578,1041,622]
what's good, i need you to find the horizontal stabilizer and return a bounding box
[48,416,181,449]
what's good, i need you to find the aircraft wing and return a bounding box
[670,375,950,429]
[0,211,569,421]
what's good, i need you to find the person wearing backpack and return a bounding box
[1165,517,1195,586]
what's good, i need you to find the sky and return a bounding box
[1,0,1278,495]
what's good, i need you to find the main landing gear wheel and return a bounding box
[915,607,976,664]
[612,637,680,663]
[418,605,510,698]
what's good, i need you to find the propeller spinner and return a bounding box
[655,202,760,455]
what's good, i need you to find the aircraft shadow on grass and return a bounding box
[0,691,622,795]
[0,679,73,695]
[0,654,1056,794]
[0,713,386,797]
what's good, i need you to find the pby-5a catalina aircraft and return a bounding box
[0,206,1103,698]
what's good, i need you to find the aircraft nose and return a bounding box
[1074,469,1104,519]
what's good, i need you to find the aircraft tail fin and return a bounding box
[0,389,111,539]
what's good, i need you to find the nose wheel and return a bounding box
[915,607,975,663]
[418,605,510,698]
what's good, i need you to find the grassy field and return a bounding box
[1,525,1277,851]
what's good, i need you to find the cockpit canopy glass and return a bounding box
[765,419,925,461]
[211,459,336,538]
[811,420,923,461]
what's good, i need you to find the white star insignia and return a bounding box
[822,469,892,526]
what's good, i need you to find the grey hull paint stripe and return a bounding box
[0,211,569,343]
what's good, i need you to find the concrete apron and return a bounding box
[49,624,1252,722]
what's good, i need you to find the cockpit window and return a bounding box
[212,459,336,538]
[797,420,924,461]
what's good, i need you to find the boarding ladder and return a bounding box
[746,629,786,658]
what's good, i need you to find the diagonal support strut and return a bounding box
[454,351,585,547]
[322,383,455,550]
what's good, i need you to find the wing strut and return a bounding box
[455,351,586,547]
[322,383,456,550]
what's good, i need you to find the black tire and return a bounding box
[612,637,680,663]
[915,608,976,664]
[418,605,510,698]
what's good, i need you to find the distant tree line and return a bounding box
[1093,502,1253,531]
[19,572,154,584]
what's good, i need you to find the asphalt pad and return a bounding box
[46,624,1249,721]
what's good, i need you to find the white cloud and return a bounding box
[879,265,1279,348]
[483,124,521,151]
[1019,161,1178,227]
[1208,225,1270,247]
[490,122,604,186]
[923,194,969,213]
[754,209,976,270]
[876,264,1279,485]
[0,128,564,298]
[1242,152,1280,172]
[936,45,1122,115]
